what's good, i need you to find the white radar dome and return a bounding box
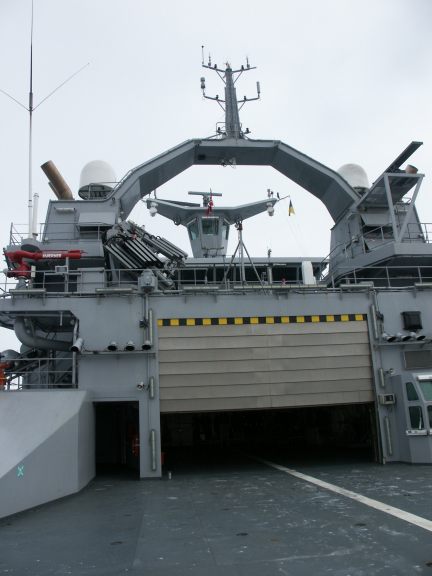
[78,160,117,199]
[338,164,370,191]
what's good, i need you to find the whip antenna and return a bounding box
[0,0,89,237]
[28,0,34,239]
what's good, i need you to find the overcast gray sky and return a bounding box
[1,0,431,350]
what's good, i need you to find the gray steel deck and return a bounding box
[1,452,432,575]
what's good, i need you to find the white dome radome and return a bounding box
[338,163,369,190]
[79,160,117,198]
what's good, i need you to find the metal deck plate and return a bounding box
[1,453,432,575]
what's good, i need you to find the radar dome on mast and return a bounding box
[78,160,117,199]
[338,163,370,193]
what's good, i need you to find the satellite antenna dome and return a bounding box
[338,163,370,191]
[78,160,117,199]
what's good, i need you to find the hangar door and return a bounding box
[158,315,373,413]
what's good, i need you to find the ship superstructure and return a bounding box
[1,57,432,518]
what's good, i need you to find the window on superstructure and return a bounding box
[405,381,419,401]
[418,381,432,401]
[202,218,219,236]
[409,406,424,429]
[187,219,199,240]
[222,220,230,240]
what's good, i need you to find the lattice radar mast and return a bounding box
[200,48,260,139]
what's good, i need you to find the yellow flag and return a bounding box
[288,199,295,216]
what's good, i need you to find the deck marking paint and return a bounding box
[259,458,432,533]
[158,314,365,326]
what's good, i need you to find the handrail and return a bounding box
[8,222,111,244]
[324,264,432,289]
[2,263,432,297]
[1,355,76,391]
[321,222,432,275]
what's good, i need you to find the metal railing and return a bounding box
[5,265,432,294]
[326,265,432,289]
[1,356,76,391]
[328,222,432,266]
[0,275,18,296]
[318,222,432,283]
[8,222,109,245]
[4,262,432,297]
[1,265,311,295]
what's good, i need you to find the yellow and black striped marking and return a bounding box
[157,314,366,327]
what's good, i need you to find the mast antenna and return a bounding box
[0,0,89,238]
[200,50,260,139]
[29,0,34,239]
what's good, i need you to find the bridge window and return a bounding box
[187,219,199,240]
[405,381,419,401]
[223,220,229,240]
[419,380,432,401]
[409,406,424,429]
[202,218,219,236]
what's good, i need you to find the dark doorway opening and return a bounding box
[94,401,140,476]
[161,403,378,472]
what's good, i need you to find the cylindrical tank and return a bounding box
[78,160,117,199]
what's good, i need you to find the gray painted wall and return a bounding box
[2,282,432,501]
[0,391,94,519]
